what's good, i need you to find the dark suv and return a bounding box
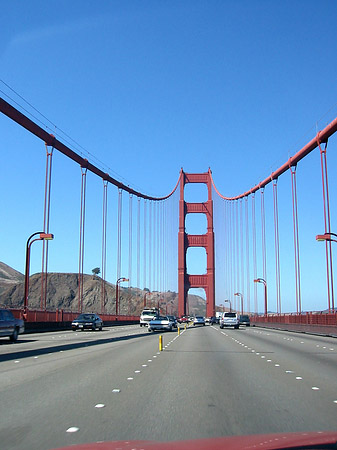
[239,314,250,326]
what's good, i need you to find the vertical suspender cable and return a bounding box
[101,180,108,314]
[41,143,53,310]
[273,179,281,314]
[143,200,147,291]
[163,200,167,297]
[153,202,157,292]
[128,194,133,314]
[117,188,122,283]
[149,201,152,292]
[232,201,236,309]
[240,199,244,307]
[161,200,164,299]
[318,140,334,312]
[153,201,156,294]
[224,200,228,300]
[137,197,141,290]
[158,201,162,295]
[161,201,165,297]
[158,202,161,296]
[252,193,258,314]
[252,194,257,313]
[228,201,232,306]
[260,188,267,282]
[129,194,133,288]
[245,197,250,313]
[229,201,233,308]
[290,166,301,314]
[78,167,87,313]
[235,201,240,306]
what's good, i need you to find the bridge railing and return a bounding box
[252,312,337,326]
[9,307,139,323]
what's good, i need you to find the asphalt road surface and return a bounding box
[0,324,336,449]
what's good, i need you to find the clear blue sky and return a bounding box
[1,0,337,312]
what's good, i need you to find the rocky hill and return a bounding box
[0,262,24,294]
[0,262,207,316]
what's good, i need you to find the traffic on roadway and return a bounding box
[0,322,336,449]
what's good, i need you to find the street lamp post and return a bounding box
[234,293,243,315]
[254,278,267,315]
[224,299,231,312]
[24,232,54,319]
[143,291,151,308]
[115,277,129,315]
[316,232,336,313]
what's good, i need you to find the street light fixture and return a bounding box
[316,232,337,243]
[116,277,129,315]
[24,232,54,320]
[224,299,232,312]
[254,278,267,316]
[234,293,243,315]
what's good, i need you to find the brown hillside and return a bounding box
[0,262,25,296]
[0,270,207,316]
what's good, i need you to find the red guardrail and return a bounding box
[9,308,139,323]
[252,312,337,326]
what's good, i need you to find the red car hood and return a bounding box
[54,431,337,450]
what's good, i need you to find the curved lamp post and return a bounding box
[254,278,267,315]
[24,232,54,319]
[316,232,336,312]
[234,293,243,315]
[316,232,337,243]
[116,277,129,315]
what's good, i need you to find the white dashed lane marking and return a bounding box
[216,326,337,407]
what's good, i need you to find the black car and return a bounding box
[239,314,250,327]
[71,314,103,331]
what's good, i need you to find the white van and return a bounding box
[219,312,240,329]
[140,308,159,327]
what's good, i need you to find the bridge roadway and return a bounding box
[0,324,336,449]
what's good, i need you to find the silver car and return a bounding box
[193,316,206,326]
[220,312,240,329]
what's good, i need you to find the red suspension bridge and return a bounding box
[1,96,337,331]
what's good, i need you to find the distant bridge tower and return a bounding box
[178,170,215,318]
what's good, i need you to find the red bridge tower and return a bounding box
[178,170,215,318]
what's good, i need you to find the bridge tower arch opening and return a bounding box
[178,170,215,318]
[186,287,207,317]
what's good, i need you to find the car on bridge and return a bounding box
[148,316,174,332]
[71,314,103,331]
[0,308,25,342]
[177,315,189,324]
[220,312,240,329]
[193,316,206,326]
[167,315,178,328]
[140,308,159,327]
[239,314,250,326]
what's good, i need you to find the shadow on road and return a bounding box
[0,338,37,346]
[0,331,151,362]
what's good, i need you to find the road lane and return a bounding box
[0,324,336,450]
